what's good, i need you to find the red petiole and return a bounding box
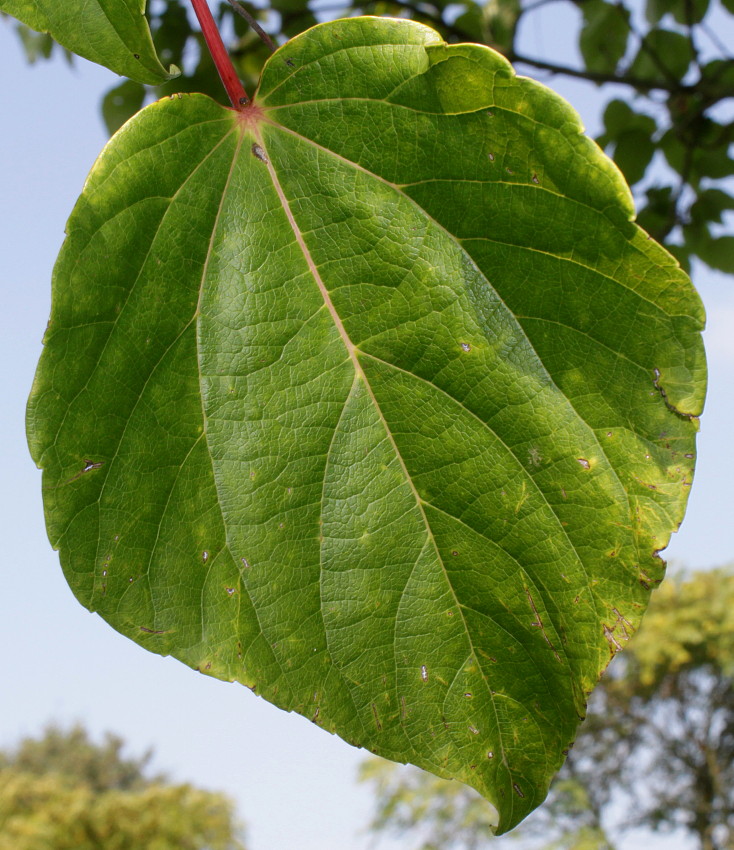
[189,0,249,109]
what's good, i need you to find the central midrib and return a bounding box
[254,125,515,794]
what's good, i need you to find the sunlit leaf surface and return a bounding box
[27,18,706,832]
[0,0,176,83]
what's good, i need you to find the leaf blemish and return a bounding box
[513,783,525,798]
[652,367,697,420]
[526,590,562,662]
[603,624,623,653]
[420,665,429,682]
[460,342,472,352]
[251,143,269,163]
[577,458,590,469]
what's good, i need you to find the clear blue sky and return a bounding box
[1,5,732,849]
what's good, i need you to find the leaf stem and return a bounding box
[189,0,249,108]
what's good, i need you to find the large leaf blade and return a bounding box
[28,18,705,833]
[0,0,177,83]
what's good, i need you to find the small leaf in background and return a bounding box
[636,185,676,239]
[661,120,734,181]
[153,0,192,70]
[684,231,734,274]
[15,21,55,62]
[0,0,178,83]
[486,0,521,50]
[700,58,734,92]
[670,0,710,24]
[597,98,654,143]
[628,28,693,81]
[612,127,657,184]
[27,17,705,834]
[690,188,734,226]
[579,0,630,73]
[680,188,734,273]
[645,0,676,24]
[101,79,146,135]
[266,0,314,38]
[453,1,486,42]
[597,100,658,185]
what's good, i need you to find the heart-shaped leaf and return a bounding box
[0,0,177,83]
[27,17,706,832]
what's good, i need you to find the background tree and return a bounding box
[5,0,734,274]
[359,568,734,850]
[0,725,247,850]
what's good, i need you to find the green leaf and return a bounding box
[612,127,657,185]
[664,242,691,273]
[27,17,705,834]
[0,0,177,83]
[661,120,734,182]
[15,21,55,62]
[153,0,193,69]
[579,1,631,73]
[601,99,637,137]
[597,99,657,150]
[700,58,734,92]
[645,0,676,24]
[670,0,710,24]
[689,188,734,226]
[489,0,521,50]
[628,29,694,81]
[686,233,734,273]
[453,2,487,42]
[101,79,146,135]
[636,185,675,240]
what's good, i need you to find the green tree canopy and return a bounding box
[0,725,247,850]
[360,567,734,850]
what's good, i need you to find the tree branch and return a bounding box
[225,0,276,53]
[507,50,694,93]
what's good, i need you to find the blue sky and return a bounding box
[1,6,733,849]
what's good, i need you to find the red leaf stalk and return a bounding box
[190,0,249,109]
